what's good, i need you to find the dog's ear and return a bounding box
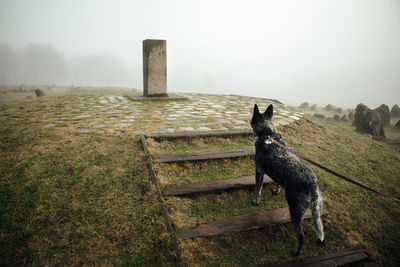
[264,104,273,119]
[253,104,261,117]
[252,104,261,122]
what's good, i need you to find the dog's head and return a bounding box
[251,104,277,138]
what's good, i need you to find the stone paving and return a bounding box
[3,93,303,136]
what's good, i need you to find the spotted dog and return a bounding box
[251,104,325,256]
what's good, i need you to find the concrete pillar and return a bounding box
[143,39,167,96]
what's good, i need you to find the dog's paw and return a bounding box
[271,188,281,195]
[252,198,260,206]
[291,247,301,256]
[317,239,326,246]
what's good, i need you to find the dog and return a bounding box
[251,104,325,256]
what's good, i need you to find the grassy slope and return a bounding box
[284,118,400,265]
[1,94,399,266]
[0,99,175,265]
[153,117,400,266]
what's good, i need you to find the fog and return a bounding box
[1,0,399,108]
[0,44,135,87]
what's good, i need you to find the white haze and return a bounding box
[0,0,399,108]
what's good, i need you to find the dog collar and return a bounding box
[265,139,273,145]
[259,135,274,145]
[265,136,274,145]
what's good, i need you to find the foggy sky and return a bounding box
[1,0,399,108]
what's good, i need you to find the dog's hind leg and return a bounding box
[252,170,264,205]
[288,200,307,256]
[292,220,304,256]
[271,183,281,195]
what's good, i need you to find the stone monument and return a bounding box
[374,104,391,126]
[143,39,167,96]
[126,40,186,101]
[354,103,385,137]
[35,88,45,97]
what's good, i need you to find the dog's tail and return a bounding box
[311,188,325,242]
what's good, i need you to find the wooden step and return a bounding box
[264,248,367,267]
[177,207,328,240]
[163,175,273,196]
[154,147,254,163]
[146,129,253,140]
[139,134,183,263]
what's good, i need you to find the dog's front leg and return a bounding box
[253,170,264,205]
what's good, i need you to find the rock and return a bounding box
[298,102,309,109]
[341,114,349,122]
[76,128,90,133]
[310,104,317,111]
[348,111,355,121]
[374,104,391,126]
[354,103,385,137]
[95,129,106,134]
[335,107,343,114]
[35,88,45,97]
[313,113,325,119]
[391,104,400,117]
[324,104,335,112]
[333,114,341,121]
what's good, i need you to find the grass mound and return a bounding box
[1,93,399,265]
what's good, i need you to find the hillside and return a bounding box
[1,90,399,266]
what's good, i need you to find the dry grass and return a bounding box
[152,117,400,266]
[147,135,254,155]
[0,101,175,266]
[156,158,254,187]
[0,86,138,104]
[1,92,399,266]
